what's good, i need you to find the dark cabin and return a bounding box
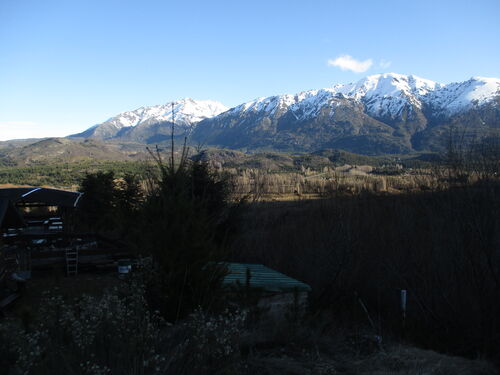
[0,187,83,235]
[0,187,128,276]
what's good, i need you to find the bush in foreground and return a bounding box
[1,277,496,375]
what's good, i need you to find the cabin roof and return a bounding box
[0,187,83,208]
[222,262,311,293]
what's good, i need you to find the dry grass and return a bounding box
[227,166,449,202]
[351,345,497,375]
[238,337,497,375]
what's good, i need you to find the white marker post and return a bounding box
[401,289,407,336]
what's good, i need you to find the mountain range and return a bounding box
[71,73,500,155]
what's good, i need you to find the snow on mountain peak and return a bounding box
[171,98,229,124]
[326,73,500,117]
[425,76,500,115]
[333,73,440,99]
[228,89,339,122]
[220,73,499,124]
[329,73,442,118]
[104,99,228,129]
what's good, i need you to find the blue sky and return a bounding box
[1,0,499,140]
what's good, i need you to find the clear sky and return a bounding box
[1,0,499,140]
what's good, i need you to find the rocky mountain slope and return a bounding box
[72,74,500,154]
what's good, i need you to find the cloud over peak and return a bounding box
[328,54,373,73]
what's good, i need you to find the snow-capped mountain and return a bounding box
[207,73,498,124]
[192,73,499,154]
[107,98,228,128]
[71,98,228,142]
[330,73,500,118]
[225,89,339,122]
[331,73,441,119]
[72,74,499,154]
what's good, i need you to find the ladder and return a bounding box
[65,248,79,276]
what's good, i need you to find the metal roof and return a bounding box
[0,188,83,208]
[222,262,311,293]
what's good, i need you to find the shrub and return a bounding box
[0,277,168,375]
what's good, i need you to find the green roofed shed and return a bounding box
[222,262,311,293]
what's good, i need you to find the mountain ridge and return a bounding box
[70,73,500,155]
[71,98,228,142]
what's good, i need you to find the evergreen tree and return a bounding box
[78,171,116,233]
[139,147,241,321]
[78,171,143,238]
